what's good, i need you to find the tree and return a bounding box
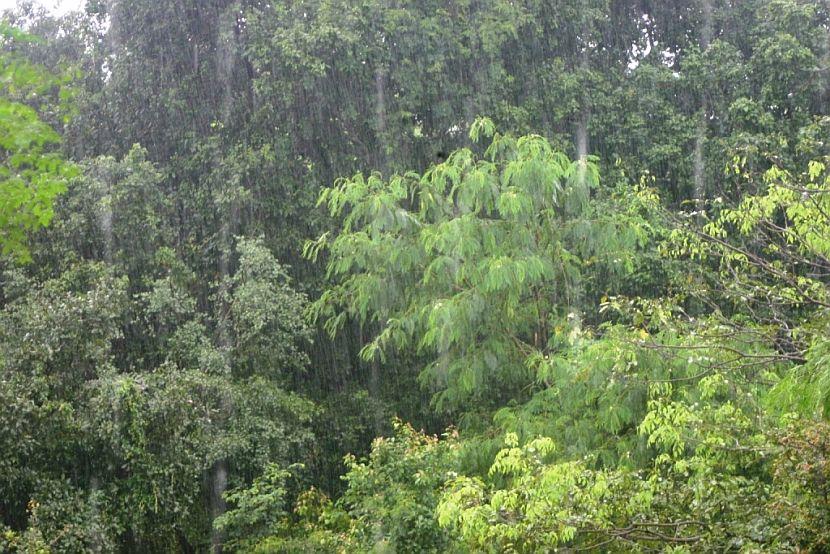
[308,119,652,415]
[0,22,75,261]
[0,158,318,550]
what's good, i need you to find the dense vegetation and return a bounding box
[1,0,830,551]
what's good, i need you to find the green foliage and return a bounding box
[309,120,650,413]
[221,237,312,381]
[214,463,298,550]
[249,421,462,553]
[0,23,76,262]
[0,193,317,550]
[668,159,830,417]
[771,420,830,549]
[18,479,118,554]
[302,135,830,552]
[333,421,461,552]
[438,385,773,551]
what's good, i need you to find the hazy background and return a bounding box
[0,0,83,16]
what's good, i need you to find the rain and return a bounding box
[1,0,829,551]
